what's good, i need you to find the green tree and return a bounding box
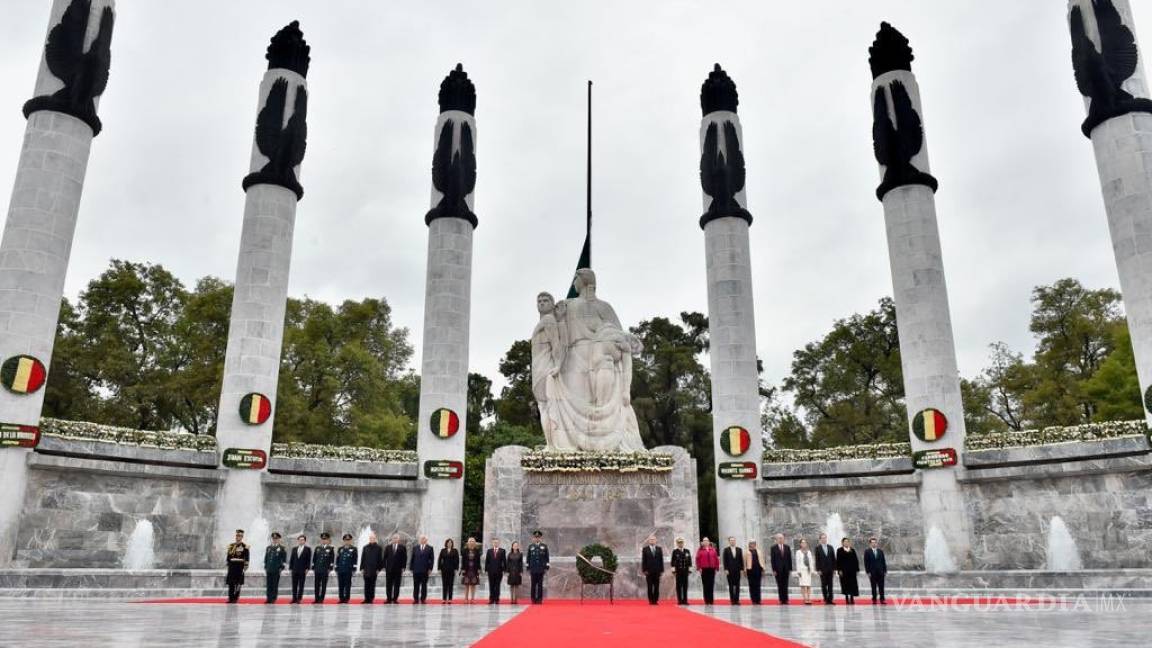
[275,297,414,448]
[70,260,189,429]
[967,342,1032,431]
[165,277,231,434]
[467,372,495,435]
[763,386,811,448]
[1083,323,1143,421]
[42,298,97,421]
[1025,278,1122,425]
[494,340,538,428]
[630,312,717,538]
[782,297,905,446]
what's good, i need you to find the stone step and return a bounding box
[2,568,1151,598]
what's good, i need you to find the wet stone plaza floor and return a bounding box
[2,597,1152,647]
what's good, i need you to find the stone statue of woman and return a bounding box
[530,269,646,452]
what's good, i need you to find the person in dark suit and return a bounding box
[382,533,408,604]
[484,538,507,604]
[641,535,665,605]
[410,534,435,604]
[769,534,793,605]
[746,540,767,604]
[225,529,250,603]
[814,533,837,605]
[670,537,692,605]
[360,532,383,604]
[722,536,744,605]
[836,537,860,605]
[506,542,524,604]
[438,538,460,603]
[263,532,287,604]
[864,537,888,605]
[311,532,335,604]
[526,530,550,604]
[335,533,358,603]
[288,534,312,604]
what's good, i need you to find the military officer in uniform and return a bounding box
[335,533,359,603]
[225,529,250,603]
[264,532,287,604]
[670,537,693,605]
[527,530,550,604]
[312,532,336,604]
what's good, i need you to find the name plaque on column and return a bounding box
[718,461,758,480]
[0,423,39,448]
[424,459,463,479]
[912,448,957,469]
[222,448,267,470]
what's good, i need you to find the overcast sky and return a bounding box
[1,1,1147,395]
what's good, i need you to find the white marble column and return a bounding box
[0,0,115,565]
[870,23,970,569]
[1067,1,1152,423]
[214,22,310,550]
[417,66,477,545]
[698,65,763,543]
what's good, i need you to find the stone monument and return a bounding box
[213,21,310,549]
[531,269,646,451]
[1066,0,1152,424]
[698,64,763,543]
[868,22,971,568]
[0,0,115,565]
[417,65,478,546]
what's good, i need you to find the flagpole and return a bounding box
[586,79,592,267]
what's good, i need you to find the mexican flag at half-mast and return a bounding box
[566,80,593,300]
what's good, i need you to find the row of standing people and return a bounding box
[647,533,888,605]
[225,529,551,605]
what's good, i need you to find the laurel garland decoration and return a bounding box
[576,543,617,585]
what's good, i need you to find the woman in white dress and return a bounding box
[794,538,816,605]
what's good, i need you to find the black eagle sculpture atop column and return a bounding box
[426,64,478,227]
[242,21,310,200]
[1070,0,1152,137]
[870,22,938,202]
[23,0,115,136]
[699,64,751,228]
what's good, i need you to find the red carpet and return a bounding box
[471,600,807,648]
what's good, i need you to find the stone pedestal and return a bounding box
[483,445,698,598]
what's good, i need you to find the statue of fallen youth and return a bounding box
[531,269,647,452]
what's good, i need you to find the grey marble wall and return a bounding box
[15,455,221,569]
[261,474,424,543]
[759,474,925,569]
[960,459,1152,570]
[9,450,426,569]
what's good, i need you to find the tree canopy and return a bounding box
[44,260,416,449]
[767,279,1141,447]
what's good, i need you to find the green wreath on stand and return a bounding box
[576,543,618,585]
